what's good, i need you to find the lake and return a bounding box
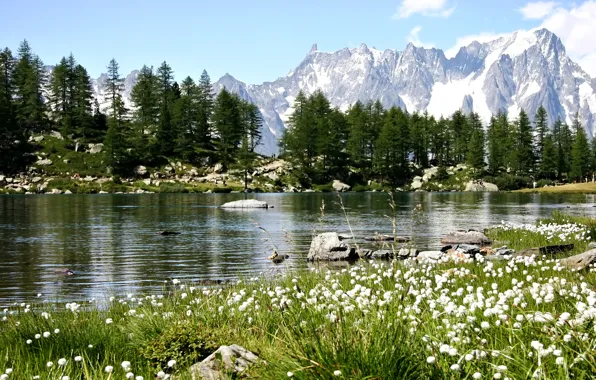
[1,192,596,305]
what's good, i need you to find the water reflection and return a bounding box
[0,192,595,304]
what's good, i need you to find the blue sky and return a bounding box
[1,0,594,82]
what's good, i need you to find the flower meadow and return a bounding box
[1,218,596,379]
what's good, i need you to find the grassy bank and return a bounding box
[1,217,596,379]
[517,182,596,194]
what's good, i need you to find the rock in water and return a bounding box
[308,232,358,261]
[220,199,269,209]
[190,345,259,380]
[560,249,596,271]
[441,230,492,245]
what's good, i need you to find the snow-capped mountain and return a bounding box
[90,28,596,156]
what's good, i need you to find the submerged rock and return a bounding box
[189,344,259,380]
[308,232,358,261]
[561,249,596,271]
[220,199,269,209]
[441,230,492,245]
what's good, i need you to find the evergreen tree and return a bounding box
[374,106,409,184]
[0,48,19,170]
[242,102,262,152]
[347,101,368,170]
[541,133,558,179]
[212,88,243,168]
[280,91,316,173]
[487,112,509,173]
[196,70,214,151]
[174,76,199,161]
[103,58,129,173]
[570,113,591,181]
[155,61,176,156]
[450,110,470,164]
[130,65,159,159]
[71,64,94,140]
[534,106,548,172]
[553,119,573,179]
[466,112,485,170]
[410,112,428,167]
[13,40,48,135]
[91,99,108,140]
[235,134,257,190]
[510,109,535,174]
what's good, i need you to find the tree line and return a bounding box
[280,90,595,186]
[0,40,262,179]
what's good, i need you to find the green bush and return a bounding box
[435,166,450,181]
[139,321,217,370]
[352,184,366,192]
[158,183,189,193]
[536,179,555,188]
[313,183,334,192]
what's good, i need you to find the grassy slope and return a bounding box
[518,182,596,194]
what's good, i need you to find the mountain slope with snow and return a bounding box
[90,28,596,156]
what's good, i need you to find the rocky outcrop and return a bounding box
[332,180,350,192]
[308,232,358,261]
[441,230,492,245]
[561,249,596,271]
[464,181,499,192]
[88,143,103,154]
[189,345,259,380]
[35,158,52,166]
[220,199,269,209]
[134,165,148,176]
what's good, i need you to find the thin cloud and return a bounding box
[519,1,559,19]
[406,26,435,48]
[393,0,456,19]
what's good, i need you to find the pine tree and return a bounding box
[553,119,572,179]
[103,58,129,173]
[196,70,214,151]
[212,88,243,168]
[174,76,199,161]
[280,91,316,172]
[541,133,558,179]
[510,109,535,175]
[130,65,159,159]
[487,112,509,173]
[374,106,409,184]
[71,64,94,140]
[570,113,591,181]
[49,57,71,134]
[155,61,176,156]
[0,48,19,170]
[534,106,548,173]
[13,40,48,135]
[450,110,470,164]
[410,112,428,167]
[347,101,368,170]
[466,112,485,170]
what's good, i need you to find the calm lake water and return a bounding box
[2,192,596,304]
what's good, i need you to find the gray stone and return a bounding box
[364,235,410,242]
[454,244,481,255]
[357,249,373,258]
[88,143,103,154]
[464,181,499,192]
[50,131,64,140]
[213,163,224,174]
[422,166,439,182]
[63,159,70,164]
[370,250,394,259]
[411,176,423,190]
[589,242,596,249]
[134,165,148,176]
[332,179,350,192]
[417,251,443,261]
[220,199,269,209]
[308,232,358,261]
[32,135,44,143]
[441,230,492,245]
[397,248,419,258]
[560,249,596,271]
[64,190,73,194]
[142,178,151,186]
[164,165,174,173]
[0,175,5,186]
[35,158,52,166]
[189,345,259,380]
[49,188,62,194]
[99,191,108,194]
[31,177,42,184]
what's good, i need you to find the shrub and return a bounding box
[483,175,531,191]
[313,183,334,192]
[435,166,450,181]
[139,321,217,370]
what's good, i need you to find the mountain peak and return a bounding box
[309,43,318,54]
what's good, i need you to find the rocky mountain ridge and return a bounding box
[89,28,596,156]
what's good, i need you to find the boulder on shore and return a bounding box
[189,344,259,380]
[441,230,492,245]
[134,165,148,176]
[561,249,596,271]
[308,232,358,261]
[464,181,499,192]
[220,199,269,209]
[332,179,350,192]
